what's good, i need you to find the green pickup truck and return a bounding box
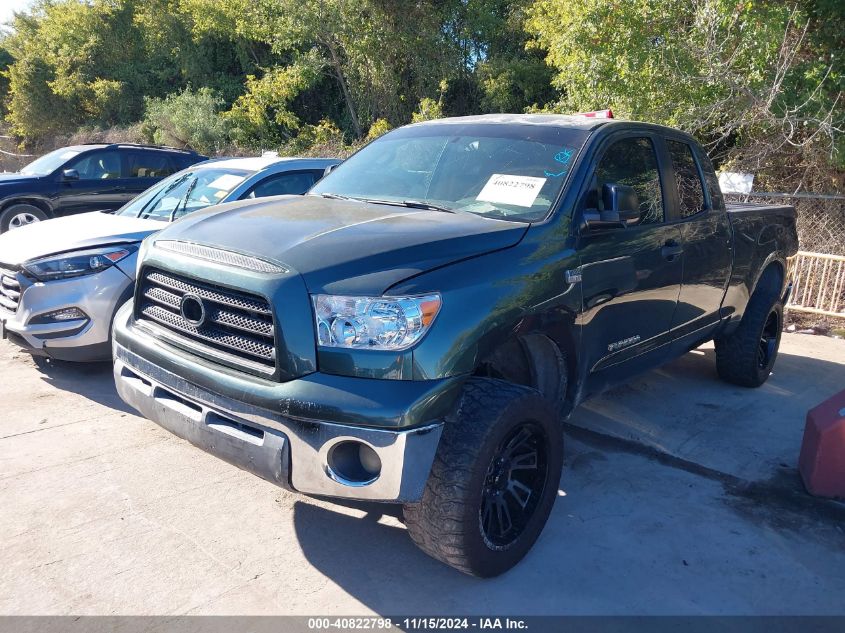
[113,114,798,576]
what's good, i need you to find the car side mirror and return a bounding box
[323,163,340,178]
[62,169,80,181]
[601,183,640,225]
[582,183,642,232]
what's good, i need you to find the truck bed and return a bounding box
[721,201,798,322]
[726,201,797,216]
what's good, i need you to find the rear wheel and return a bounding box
[0,204,48,232]
[715,274,783,388]
[403,378,563,577]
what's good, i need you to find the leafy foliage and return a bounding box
[142,87,230,154]
[366,118,392,141]
[526,0,843,190]
[0,0,840,190]
[225,52,322,149]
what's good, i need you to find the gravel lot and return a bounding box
[1,333,844,615]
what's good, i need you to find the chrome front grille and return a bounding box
[0,267,20,313]
[137,268,276,371]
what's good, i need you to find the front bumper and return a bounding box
[115,343,444,502]
[0,265,133,361]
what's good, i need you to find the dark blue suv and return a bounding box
[0,143,207,233]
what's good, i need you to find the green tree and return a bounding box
[365,118,392,141]
[224,52,322,149]
[142,87,230,154]
[526,0,843,189]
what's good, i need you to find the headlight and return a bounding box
[23,245,137,281]
[313,294,441,350]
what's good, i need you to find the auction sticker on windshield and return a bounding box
[207,174,246,191]
[477,174,546,207]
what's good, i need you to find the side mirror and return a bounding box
[62,169,80,181]
[582,183,641,232]
[323,163,341,178]
[601,183,640,224]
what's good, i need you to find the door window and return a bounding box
[67,151,123,180]
[244,171,317,198]
[127,152,176,178]
[594,137,664,224]
[667,140,706,218]
[697,150,724,211]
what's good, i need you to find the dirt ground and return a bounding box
[1,333,844,615]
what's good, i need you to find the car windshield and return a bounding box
[20,148,82,176]
[309,122,590,222]
[115,167,252,221]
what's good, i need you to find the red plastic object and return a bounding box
[574,109,614,119]
[798,388,845,499]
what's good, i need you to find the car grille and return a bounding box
[0,267,21,313]
[137,268,276,372]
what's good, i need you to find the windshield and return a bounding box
[115,167,251,221]
[310,123,590,222]
[20,148,82,176]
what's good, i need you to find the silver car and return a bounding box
[0,156,339,361]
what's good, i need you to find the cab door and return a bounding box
[575,133,683,391]
[665,139,732,338]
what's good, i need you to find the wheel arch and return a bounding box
[0,196,55,218]
[751,256,786,299]
[472,318,579,418]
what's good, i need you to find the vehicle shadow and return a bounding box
[568,344,845,484]
[292,341,845,615]
[33,356,133,414]
[291,500,490,611]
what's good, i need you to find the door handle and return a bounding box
[661,240,683,260]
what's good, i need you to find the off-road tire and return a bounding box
[403,378,563,577]
[0,203,48,232]
[715,271,783,388]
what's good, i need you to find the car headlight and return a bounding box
[23,245,137,281]
[313,294,441,350]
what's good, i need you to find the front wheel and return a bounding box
[403,378,563,577]
[0,204,48,232]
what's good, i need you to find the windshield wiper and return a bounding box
[135,174,190,220]
[360,198,456,214]
[318,193,456,214]
[169,177,199,222]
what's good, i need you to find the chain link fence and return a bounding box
[725,192,845,318]
[724,192,845,256]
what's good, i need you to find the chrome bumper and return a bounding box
[114,343,443,502]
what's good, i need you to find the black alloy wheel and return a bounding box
[480,422,549,549]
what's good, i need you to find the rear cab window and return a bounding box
[666,139,706,218]
[695,149,724,212]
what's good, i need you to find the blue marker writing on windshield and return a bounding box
[545,147,574,177]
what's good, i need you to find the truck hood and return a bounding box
[153,195,528,294]
[0,211,162,266]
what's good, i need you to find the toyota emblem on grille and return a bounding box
[179,293,206,327]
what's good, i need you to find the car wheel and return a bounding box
[403,377,563,577]
[715,271,783,388]
[0,204,48,232]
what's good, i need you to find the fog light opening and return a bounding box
[33,307,88,324]
[327,441,382,486]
